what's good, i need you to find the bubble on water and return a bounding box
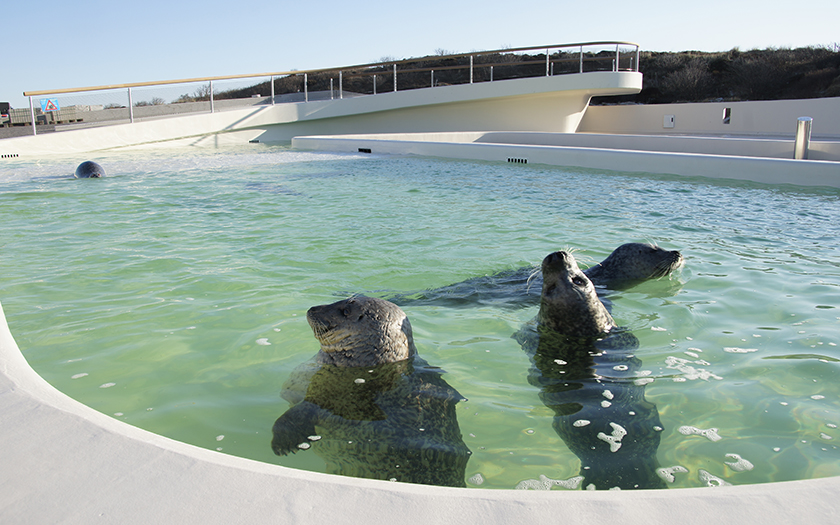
[216,435,225,442]
[114,412,124,417]
[773,447,781,452]
[684,351,700,358]
[71,373,88,379]
[601,400,612,408]
[665,356,722,381]
[256,338,271,346]
[699,470,731,487]
[515,474,583,490]
[678,425,722,442]
[573,420,591,427]
[354,378,366,384]
[780,402,789,406]
[724,453,754,471]
[656,465,688,483]
[597,422,626,452]
[602,390,614,400]
[297,443,311,450]
[554,359,567,365]
[653,426,663,432]
[651,326,667,332]
[827,424,838,429]
[308,435,322,441]
[724,347,757,353]
[635,378,654,386]
[468,473,485,485]
[613,364,628,371]
[524,429,535,435]
[99,382,116,388]
[811,395,825,400]
[820,433,833,440]
[637,370,652,377]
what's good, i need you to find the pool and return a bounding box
[1,144,839,490]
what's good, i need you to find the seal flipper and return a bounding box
[271,401,321,456]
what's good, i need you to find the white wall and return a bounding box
[579,98,840,138]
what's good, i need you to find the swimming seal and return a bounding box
[74,161,105,178]
[271,296,471,487]
[383,242,683,309]
[514,251,666,490]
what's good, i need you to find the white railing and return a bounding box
[13,42,639,136]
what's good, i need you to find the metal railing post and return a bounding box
[28,96,36,136]
[374,74,377,95]
[330,78,334,100]
[128,87,134,123]
[209,81,215,113]
[339,71,343,99]
[470,55,474,84]
[431,70,434,87]
[271,75,275,105]
[579,46,584,73]
[304,73,308,102]
[615,44,620,71]
[635,46,640,71]
[393,64,397,92]
[490,66,494,82]
[545,49,550,76]
[794,117,813,159]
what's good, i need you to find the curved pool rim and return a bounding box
[1,302,838,523]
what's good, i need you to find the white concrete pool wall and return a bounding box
[2,300,840,523]
[0,71,642,157]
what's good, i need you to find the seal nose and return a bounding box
[542,251,571,270]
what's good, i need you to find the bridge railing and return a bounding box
[14,41,639,136]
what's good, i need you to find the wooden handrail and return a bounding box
[23,41,639,97]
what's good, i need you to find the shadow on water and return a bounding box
[271,355,471,487]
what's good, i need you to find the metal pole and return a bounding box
[271,75,275,105]
[579,46,583,73]
[635,46,640,71]
[393,64,397,92]
[209,81,215,113]
[431,70,434,87]
[794,117,813,159]
[490,66,494,82]
[470,55,474,84]
[339,71,343,99]
[28,96,36,136]
[615,44,620,71]
[330,78,334,100]
[545,49,550,76]
[374,74,377,95]
[128,87,134,123]
[304,73,308,102]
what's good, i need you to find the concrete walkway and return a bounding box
[1,301,839,523]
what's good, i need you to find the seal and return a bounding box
[271,296,471,487]
[74,161,105,179]
[383,242,683,309]
[514,251,667,490]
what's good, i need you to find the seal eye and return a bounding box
[572,276,587,287]
[342,307,352,317]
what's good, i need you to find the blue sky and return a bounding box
[3,0,838,108]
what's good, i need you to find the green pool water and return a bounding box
[1,144,839,490]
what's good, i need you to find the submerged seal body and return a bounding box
[514,251,666,490]
[384,243,683,309]
[74,161,105,178]
[272,296,471,487]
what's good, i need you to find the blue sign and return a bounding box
[39,98,60,112]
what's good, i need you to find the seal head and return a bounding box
[74,161,106,179]
[538,251,615,338]
[307,296,417,367]
[583,243,683,290]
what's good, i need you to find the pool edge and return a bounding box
[1,300,838,523]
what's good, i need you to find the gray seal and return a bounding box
[383,242,683,309]
[271,296,471,487]
[74,161,105,178]
[514,251,666,490]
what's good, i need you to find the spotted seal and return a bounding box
[383,242,683,309]
[514,251,667,490]
[74,161,105,178]
[271,296,471,487]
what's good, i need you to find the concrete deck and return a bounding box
[2,301,840,523]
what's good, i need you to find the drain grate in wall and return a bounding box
[507,157,528,164]
[1,153,20,158]
[358,148,372,154]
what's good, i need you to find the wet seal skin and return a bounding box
[74,161,105,178]
[514,251,667,490]
[382,243,684,309]
[271,296,471,487]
